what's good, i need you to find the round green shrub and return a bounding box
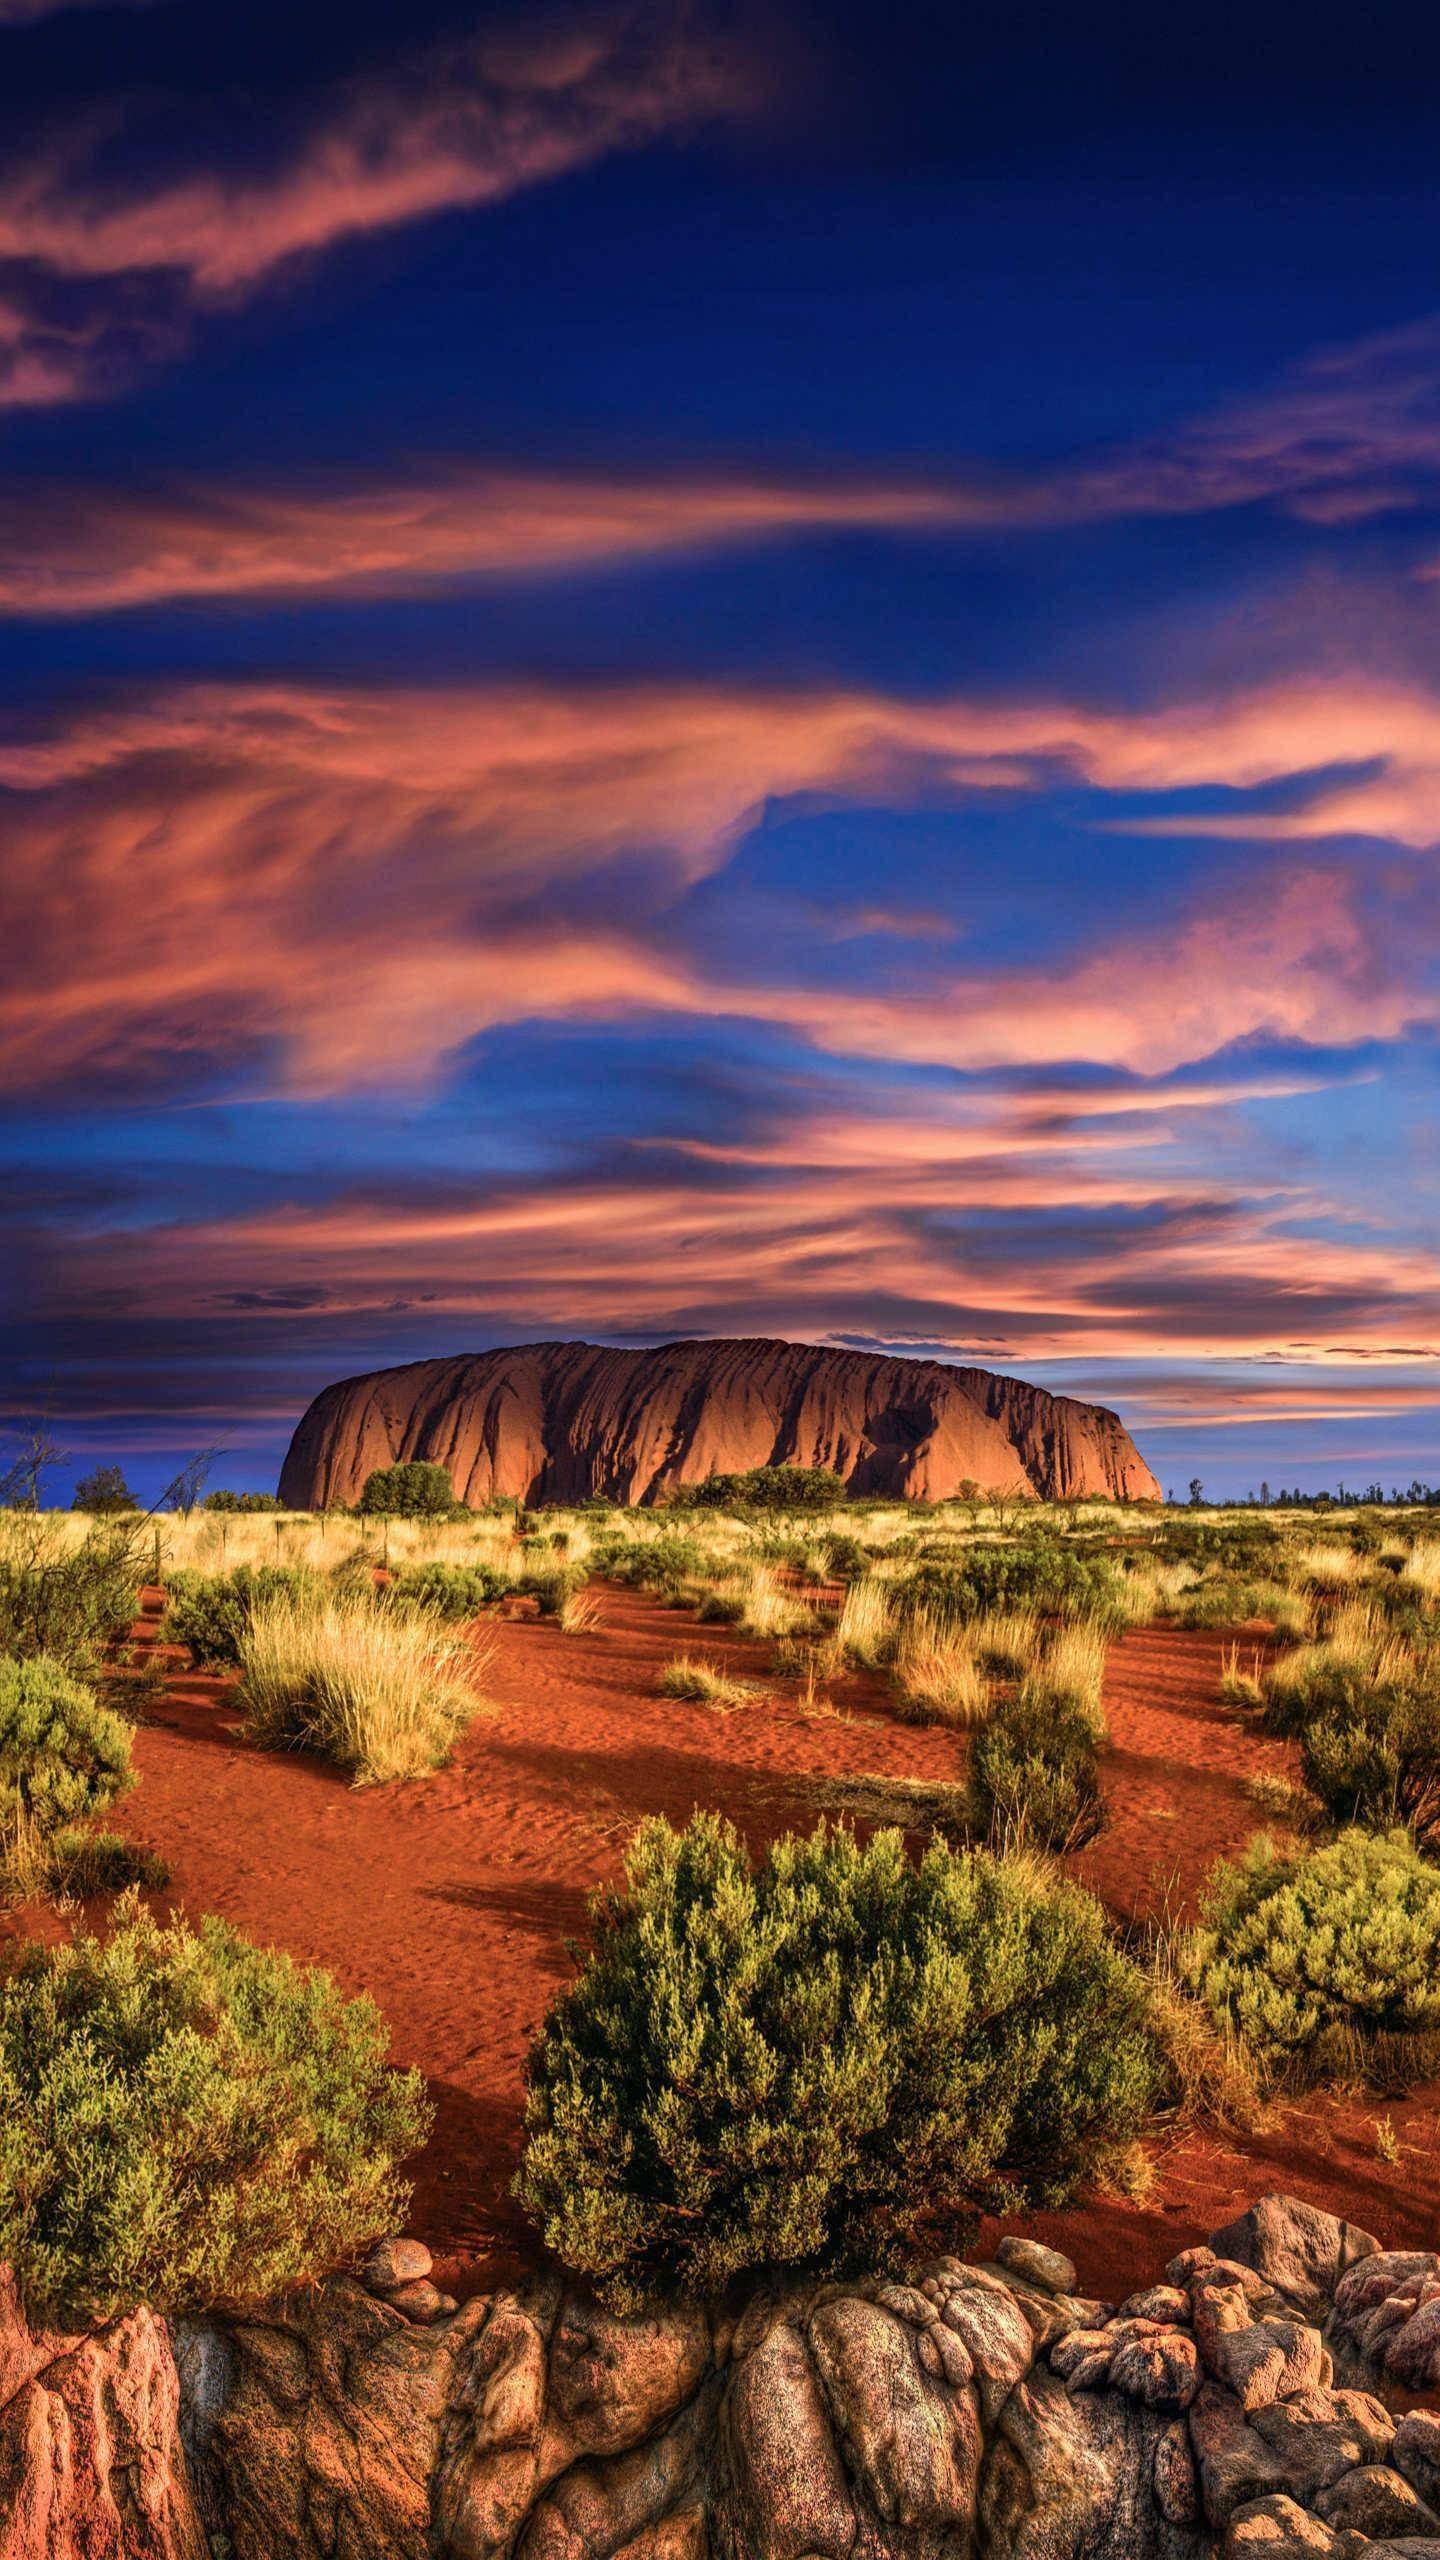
[1185,1828,1440,2086]
[517,1813,1159,2307]
[0,1654,134,1842]
[357,1462,459,1519]
[967,1679,1105,1851]
[383,1560,506,1617]
[164,1564,320,1667]
[0,1897,432,2320]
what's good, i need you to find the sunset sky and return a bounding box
[3,0,1437,1500]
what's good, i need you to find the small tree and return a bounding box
[72,1466,137,1516]
[517,1814,1159,2307]
[357,1461,459,1519]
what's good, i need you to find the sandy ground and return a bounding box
[10,1585,1439,2306]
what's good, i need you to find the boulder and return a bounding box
[807,2294,984,2544]
[1395,2413,1440,2512]
[982,2363,1201,2560]
[1314,2465,1440,2540]
[1330,2253,1440,2388]
[997,2238,1081,2298]
[1208,2202,1379,2321]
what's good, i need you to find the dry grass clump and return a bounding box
[968,1609,1044,1675]
[237,1590,492,1783]
[1400,1542,1440,1598]
[658,1655,758,1710]
[1296,1542,1365,1593]
[736,1565,815,1643]
[892,1612,988,1726]
[830,1575,895,1670]
[1042,1619,1108,1719]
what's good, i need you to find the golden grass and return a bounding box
[237,1590,493,1783]
[1042,1618,1108,1719]
[891,1611,989,1726]
[658,1654,758,1709]
[831,1575,895,1669]
[736,1564,816,1643]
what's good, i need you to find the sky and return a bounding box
[1,0,1437,1503]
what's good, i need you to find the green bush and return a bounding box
[1185,1829,1440,2086]
[967,1679,1106,1851]
[383,1561,506,1617]
[688,1465,847,1514]
[357,1462,459,1518]
[0,1898,431,2320]
[0,1655,134,1844]
[164,1565,321,1667]
[203,1490,284,1514]
[1300,1687,1440,1851]
[904,1541,1122,1627]
[517,1814,1158,2307]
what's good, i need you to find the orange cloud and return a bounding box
[0,6,740,404]
[0,466,984,614]
[1,670,1433,1098]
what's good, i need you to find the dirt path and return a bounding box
[9,1588,1438,2302]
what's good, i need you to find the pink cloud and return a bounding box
[1,670,1433,1099]
[0,6,742,405]
[0,466,983,614]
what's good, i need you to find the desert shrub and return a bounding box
[0,1655,135,1848]
[357,1461,459,1519]
[0,1516,145,1676]
[903,1541,1122,1628]
[689,1465,847,1515]
[517,1813,1159,2307]
[72,1466,138,1516]
[44,1829,169,1895]
[1185,1829,1440,2086]
[967,1679,1105,1851]
[592,1533,705,1594]
[513,1552,587,1616]
[384,1560,507,1618]
[203,1490,284,1513]
[237,1589,487,1782]
[1299,1687,1440,1851]
[164,1564,321,1667]
[0,1898,430,2319]
[820,1532,871,1582]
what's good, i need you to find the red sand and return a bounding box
[10,1589,1439,2306]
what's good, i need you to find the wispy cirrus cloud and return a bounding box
[0,464,980,614]
[0,4,741,405]
[0,668,1434,1102]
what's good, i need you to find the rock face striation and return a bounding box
[278,1336,1161,1510]
[5,2196,1440,2560]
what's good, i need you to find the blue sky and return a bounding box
[0,0,1436,1499]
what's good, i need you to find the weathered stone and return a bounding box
[1249,2386,1394,2500]
[517,2377,720,2560]
[1122,2288,1193,2328]
[1051,2328,1114,2391]
[1224,2491,1350,2558]
[1330,2253,1440,2389]
[1188,2381,1290,2528]
[438,2295,552,2560]
[807,2293,984,2542]
[1108,2330,1201,2414]
[388,2277,449,2323]
[1154,2419,1202,2527]
[1315,2464,1440,2540]
[541,2296,710,2473]
[0,2288,207,2560]
[713,2320,857,2560]
[996,2236,1080,2298]
[359,2238,433,2294]
[211,2277,458,2560]
[1394,2412,1440,2512]
[1208,2200,1378,2321]
[1385,2292,1440,2390]
[982,2362,1196,2560]
[937,2270,1035,2424]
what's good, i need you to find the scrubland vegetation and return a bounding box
[0,1452,1437,2322]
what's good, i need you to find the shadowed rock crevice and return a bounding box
[278,1336,1161,1510]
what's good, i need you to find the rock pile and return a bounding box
[2,2196,1438,2560]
